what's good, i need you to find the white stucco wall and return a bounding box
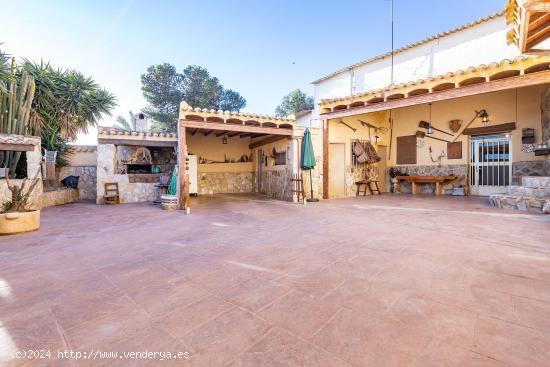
[313,14,520,104]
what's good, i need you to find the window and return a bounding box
[274,151,286,166]
[351,139,370,168]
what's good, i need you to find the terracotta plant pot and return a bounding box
[0,210,40,235]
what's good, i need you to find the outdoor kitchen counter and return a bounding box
[396,175,457,196]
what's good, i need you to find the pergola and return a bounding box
[506,0,550,54]
[176,102,295,210]
[318,55,550,198]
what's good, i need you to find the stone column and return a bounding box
[542,87,550,176]
[96,144,116,204]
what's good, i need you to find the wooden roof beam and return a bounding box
[249,135,290,150]
[181,119,293,136]
[321,70,550,119]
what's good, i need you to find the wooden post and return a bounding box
[322,119,329,199]
[177,122,187,210]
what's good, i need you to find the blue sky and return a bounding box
[2,0,504,138]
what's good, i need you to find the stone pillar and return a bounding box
[96,144,116,204]
[542,87,550,176]
[26,145,43,209]
[542,86,550,144]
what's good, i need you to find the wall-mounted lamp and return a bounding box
[479,109,490,126]
[427,103,434,134]
[222,134,228,144]
[426,125,434,134]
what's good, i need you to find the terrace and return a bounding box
[1,194,549,366]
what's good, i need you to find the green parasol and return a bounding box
[300,128,318,202]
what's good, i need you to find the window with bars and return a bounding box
[274,151,286,166]
[351,139,370,168]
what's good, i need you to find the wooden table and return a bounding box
[395,175,457,196]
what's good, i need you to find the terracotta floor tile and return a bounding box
[258,290,340,339]
[472,315,550,367]
[228,328,351,367]
[219,278,290,311]
[126,280,209,318]
[182,307,270,366]
[4,195,550,367]
[157,295,235,338]
[64,302,153,350]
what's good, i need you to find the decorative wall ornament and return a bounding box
[449,119,462,133]
[521,144,534,153]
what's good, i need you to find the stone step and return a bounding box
[521,176,550,188]
[489,193,549,211]
[506,185,550,199]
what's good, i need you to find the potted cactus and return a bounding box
[0,169,41,234]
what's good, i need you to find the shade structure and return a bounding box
[301,128,316,170]
[300,128,318,202]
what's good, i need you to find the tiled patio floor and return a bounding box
[1,194,550,366]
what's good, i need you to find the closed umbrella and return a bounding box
[301,128,319,202]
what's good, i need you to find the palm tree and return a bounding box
[116,110,136,130]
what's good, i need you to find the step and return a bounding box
[521,176,550,188]
[506,185,550,199]
[489,193,549,211]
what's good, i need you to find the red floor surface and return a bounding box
[1,194,549,366]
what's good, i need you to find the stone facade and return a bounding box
[512,160,550,184]
[542,87,550,144]
[390,164,468,194]
[0,147,43,210]
[198,172,253,195]
[259,168,293,201]
[59,166,97,200]
[96,144,160,204]
[42,188,79,207]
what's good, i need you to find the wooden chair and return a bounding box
[355,166,382,196]
[104,182,120,204]
[290,173,306,203]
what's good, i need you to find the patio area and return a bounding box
[2,194,550,366]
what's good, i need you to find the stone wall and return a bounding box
[58,166,97,200]
[42,188,79,207]
[198,172,253,195]
[0,149,43,210]
[96,144,160,204]
[259,168,293,201]
[542,86,550,144]
[512,160,550,184]
[390,164,468,194]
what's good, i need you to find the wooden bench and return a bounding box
[395,175,456,196]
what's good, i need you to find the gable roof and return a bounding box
[312,11,506,84]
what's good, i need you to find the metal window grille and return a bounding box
[351,139,370,168]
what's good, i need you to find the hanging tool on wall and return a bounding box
[338,120,357,132]
[416,130,450,143]
[429,146,446,166]
[358,120,388,134]
[418,121,453,136]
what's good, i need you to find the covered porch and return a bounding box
[319,55,550,200]
[177,102,306,210]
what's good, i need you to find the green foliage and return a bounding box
[141,64,246,131]
[21,60,116,166]
[116,110,136,130]
[275,89,314,117]
[0,54,36,177]
[1,199,13,214]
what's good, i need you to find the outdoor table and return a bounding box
[396,175,457,196]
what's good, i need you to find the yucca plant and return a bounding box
[0,57,36,177]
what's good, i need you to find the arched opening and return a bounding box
[459,77,486,87]
[349,101,365,108]
[333,105,348,111]
[489,70,521,81]
[278,123,293,129]
[524,62,550,74]
[386,93,405,101]
[408,88,429,97]
[185,114,204,121]
[432,83,455,92]
[226,118,244,125]
[206,116,224,123]
[366,97,384,104]
[262,122,277,128]
[244,120,261,126]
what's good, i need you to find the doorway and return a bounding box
[257,149,264,193]
[377,145,388,193]
[470,134,512,196]
[329,143,346,198]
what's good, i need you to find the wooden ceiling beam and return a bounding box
[249,135,290,149]
[227,132,240,137]
[215,131,228,137]
[190,128,199,136]
[321,70,550,120]
[181,119,293,136]
[202,130,214,136]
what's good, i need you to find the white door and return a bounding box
[329,143,346,198]
[470,134,512,196]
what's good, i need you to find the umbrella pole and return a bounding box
[307,169,319,202]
